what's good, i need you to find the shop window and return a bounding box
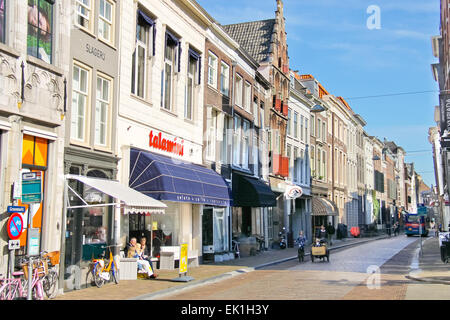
[19,134,48,255]
[213,208,225,252]
[27,0,54,64]
[98,0,114,44]
[0,0,5,43]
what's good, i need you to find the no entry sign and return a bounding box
[7,213,24,240]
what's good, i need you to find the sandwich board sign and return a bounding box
[21,172,42,203]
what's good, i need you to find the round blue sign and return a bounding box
[7,213,24,240]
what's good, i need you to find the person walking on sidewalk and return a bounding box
[326,222,335,246]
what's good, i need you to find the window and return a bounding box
[322,150,326,180]
[71,63,90,142]
[75,0,92,30]
[294,112,298,138]
[162,32,179,111]
[287,144,292,180]
[287,108,291,136]
[253,97,259,126]
[310,115,315,137]
[259,102,265,129]
[98,0,113,43]
[222,116,232,164]
[0,0,5,43]
[300,115,304,141]
[95,75,111,146]
[293,147,298,182]
[185,53,197,120]
[131,16,148,98]
[242,120,250,169]
[244,82,251,112]
[305,118,308,140]
[220,61,229,96]
[317,118,321,140]
[322,122,326,141]
[235,74,243,107]
[233,115,241,166]
[208,52,218,88]
[206,107,217,161]
[27,0,53,64]
[310,145,315,175]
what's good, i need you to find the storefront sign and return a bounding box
[179,243,188,274]
[149,130,184,157]
[86,43,106,61]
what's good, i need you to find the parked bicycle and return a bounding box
[41,251,60,299]
[89,244,120,288]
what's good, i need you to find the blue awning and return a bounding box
[129,148,231,207]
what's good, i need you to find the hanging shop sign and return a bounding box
[284,185,303,199]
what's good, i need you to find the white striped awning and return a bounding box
[66,174,166,214]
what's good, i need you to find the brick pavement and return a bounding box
[53,235,388,300]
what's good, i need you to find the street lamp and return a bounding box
[310,104,326,113]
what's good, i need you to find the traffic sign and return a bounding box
[8,240,20,250]
[7,213,24,240]
[7,206,26,213]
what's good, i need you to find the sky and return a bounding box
[196,0,440,187]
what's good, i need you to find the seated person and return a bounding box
[127,237,153,279]
[313,238,327,247]
[139,237,158,278]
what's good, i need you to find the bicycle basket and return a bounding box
[44,251,60,266]
[21,260,48,280]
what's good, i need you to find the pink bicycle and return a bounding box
[0,257,46,300]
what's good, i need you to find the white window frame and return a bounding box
[98,0,114,44]
[131,17,149,98]
[244,81,251,112]
[233,115,241,166]
[242,119,250,169]
[162,34,177,111]
[95,74,112,147]
[287,108,291,136]
[208,51,218,88]
[185,54,197,120]
[206,107,217,161]
[75,0,93,31]
[71,62,91,144]
[220,61,229,96]
[235,74,243,107]
[294,112,298,138]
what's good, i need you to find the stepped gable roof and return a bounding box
[222,19,276,63]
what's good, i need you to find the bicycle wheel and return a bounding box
[0,282,17,300]
[93,263,105,288]
[110,261,119,284]
[43,269,58,299]
[32,281,44,300]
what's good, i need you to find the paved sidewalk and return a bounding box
[54,235,388,300]
[406,232,450,285]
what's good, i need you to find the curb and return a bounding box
[405,274,450,285]
[131,267,255,300]
[132,235,389,300]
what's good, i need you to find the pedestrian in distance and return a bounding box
[326,222,335,246]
